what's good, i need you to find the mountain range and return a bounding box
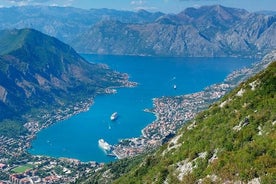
[0,28,130,137]
[0,6,163,45]
[0,5,275,58]
[0,4,275,183]
[73,5,276,58]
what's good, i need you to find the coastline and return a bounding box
[16,51,276,161]
[111,51,276,159]
[2,52,275,184]
[19,79,137,162]
[24,98,95,153]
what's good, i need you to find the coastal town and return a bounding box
[111,82,231,159]
[0,53,274,183]
[111,54,274,159]
[0,154,101,184]
[0,99,98,184]
[0,79,137,183]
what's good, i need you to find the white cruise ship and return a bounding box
[98,139,111,152]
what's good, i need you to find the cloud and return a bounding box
[6,0,31,6]
[131,0,158,11]
[4,0,51,2]
[2,0,74,6]
[131,0,146,5]
[134,6,158,11]
[178,0,219,1]
[4,0,48,3]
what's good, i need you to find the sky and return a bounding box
[0,0,275,13]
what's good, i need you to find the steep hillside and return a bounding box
[73,5,276,58]
[77,52,276,183]
[0,28,131,137]
[113,62,276,183]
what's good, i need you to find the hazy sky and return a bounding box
[0,0,275,13]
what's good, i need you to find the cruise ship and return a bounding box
[110,112,118,121]
[98,139,111,152]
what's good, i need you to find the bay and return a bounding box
[29,55,255,163]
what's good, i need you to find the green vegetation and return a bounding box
[0,119,27,138]
[12,164,34,174]
[83,61,276,183]
[77,153,148,183]
[0,28,130,139]
[0,29,27,55]
[0,171,9,180]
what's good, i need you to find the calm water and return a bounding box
[29,55,255,162]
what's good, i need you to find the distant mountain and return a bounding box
[0,28,130,137]
[0,5,275,58]
[256,10,276,15]
[0,6,163,44]
[78,51,276,184]
[73,5,276,58]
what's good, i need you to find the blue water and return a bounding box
[29,55,255,162]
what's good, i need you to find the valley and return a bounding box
[0,3,275,184]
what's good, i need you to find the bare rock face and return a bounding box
[73,5,276,58]
[0,85,7,103]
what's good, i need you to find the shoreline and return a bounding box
[22,81,137,162]
[110,52,276,159]
[19,51,276,162]
[0,48,274,184]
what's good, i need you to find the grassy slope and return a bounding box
[113,61,276,183]
[0,29,27,55]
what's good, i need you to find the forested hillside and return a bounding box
[0,28,130,137]
[78,58,276,183]
[114,62,276,183]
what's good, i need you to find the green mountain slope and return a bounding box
[113,63,276,183]
[0,28,131,137]
[79,57,276,183]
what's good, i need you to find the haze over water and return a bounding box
[29,55,255,163]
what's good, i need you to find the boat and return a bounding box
[173,84,177,89]
[98,139,111,152]
[110,112,118,121]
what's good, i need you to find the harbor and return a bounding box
[110,58,267,159]
[29,55,255,163]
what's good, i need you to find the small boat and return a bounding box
[110,112,118,121]
[173,84,177,89]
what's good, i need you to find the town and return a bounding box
[111,55,272,159]
[111,82,231,159]
[0,99,96,184]
[1,155,101,184]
